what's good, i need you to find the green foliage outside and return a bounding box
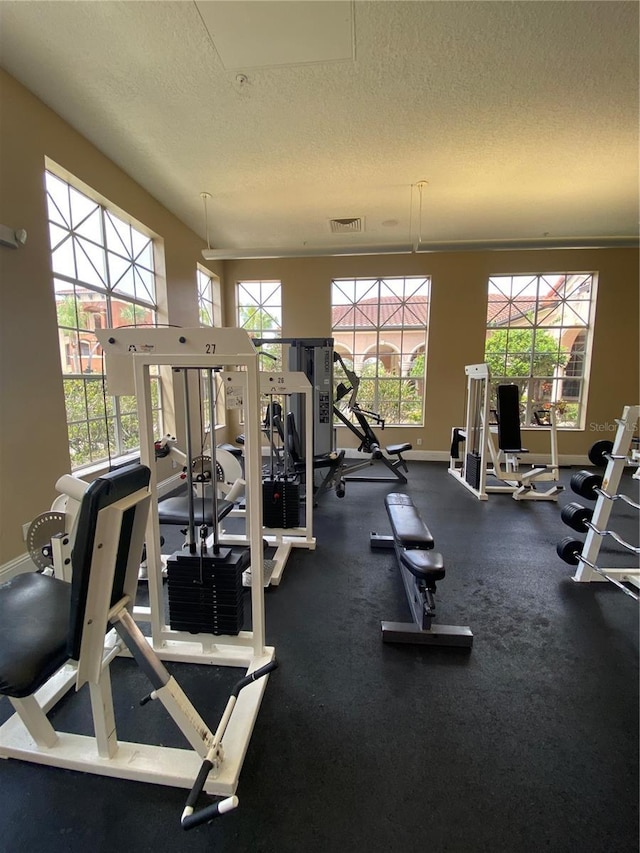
[63,378,160,469]
[484,327,575,425]
[334,357,424,426]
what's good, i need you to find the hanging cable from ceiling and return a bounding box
[200,192,212,251]
[414,180,428,253]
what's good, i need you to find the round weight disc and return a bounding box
[556,536,583,566]
[588,440,614,467]
[25,511,67,571]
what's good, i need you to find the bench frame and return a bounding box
[371,495,473,647]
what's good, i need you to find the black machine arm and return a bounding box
[181,661,278,830]
[332,352,387,452]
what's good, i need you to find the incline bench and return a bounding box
[370,493,473,647]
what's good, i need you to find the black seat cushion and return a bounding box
[158,496,233,526]
[385,493,434,549]
[386,443,412,455]
[400,549,445,582]
[0,572,71,698]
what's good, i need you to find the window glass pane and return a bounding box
[46,169,160,469]
[485,273,596,428]
[331,276,429,426]
[45,172,71,227]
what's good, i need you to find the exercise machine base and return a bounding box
[381,621,473,647]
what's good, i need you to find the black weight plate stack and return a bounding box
[166,547,250,635]
[556,536,583,565]
[263,479,300,528]
[561,502,593,532]
[588,440,613,467]
[465,452,482,490]
[570,470,603,500]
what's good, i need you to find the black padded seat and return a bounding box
[158,496,234,526]
[384,493,434,549]
[386,443,412,456]
[291,451,345,475]
[400,549,445,583]
[0,572,71,698]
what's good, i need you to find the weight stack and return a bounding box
[166,548,250,635]
[263,479,300,528]
[465,452,482,490]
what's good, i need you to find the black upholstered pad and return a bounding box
[400,549,446,582]
[158,496,233,526]
[0,572,71,698]
[385,493,434,549]
[386,443,412,455]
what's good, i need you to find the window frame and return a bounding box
[485,272,597,429]
[45,164,163,470]
[331,276,430,427]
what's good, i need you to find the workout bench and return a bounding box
[370,494,473,647]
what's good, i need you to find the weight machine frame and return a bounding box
[223,370,316,586]
[449,363,562,501]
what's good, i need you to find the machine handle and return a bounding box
[231,659,278,698]
[180,659,277,829]
[181,793,239,831]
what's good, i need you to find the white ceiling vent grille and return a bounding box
[329,217,363,234]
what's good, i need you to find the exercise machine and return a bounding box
[223,371,318,587]
[96,326,274,667]
[449,363,563,501]
[0,463,276,828]
[370,493,473,646]
[557,404,639,597]
[333,351,412,484]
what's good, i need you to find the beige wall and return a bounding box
[1,69,638,564]
[223,251,639,453]
[0,70,222,563]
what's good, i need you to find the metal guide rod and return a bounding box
[207,369,220,553]
[182,370,197,554]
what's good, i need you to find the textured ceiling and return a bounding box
[1,0,638,256]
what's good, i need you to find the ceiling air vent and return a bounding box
[329,217,363,234]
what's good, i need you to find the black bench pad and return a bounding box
[400,549,446,582]
[384,493,434,549]
[386,443,412,456]
[158,496,234,526]
[0,572,71,698]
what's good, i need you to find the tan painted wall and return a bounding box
[223,251,639,453]
[1,69,638,564]
[0,71,222,563]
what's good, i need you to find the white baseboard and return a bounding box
[0,553,37,583]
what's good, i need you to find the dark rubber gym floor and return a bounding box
[1,461,638,852]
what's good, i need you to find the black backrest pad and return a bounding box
[68,464,150,660]
[384,493,434,549]
[286,411,303,462]
[496,384,523,451]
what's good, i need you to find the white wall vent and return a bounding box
[329,217,363,233]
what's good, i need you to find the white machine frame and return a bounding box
[449,363,562,501]
[0,472,274,808]
[95,327,273,667]
[224,371,316,586]
[571,404,640,593]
